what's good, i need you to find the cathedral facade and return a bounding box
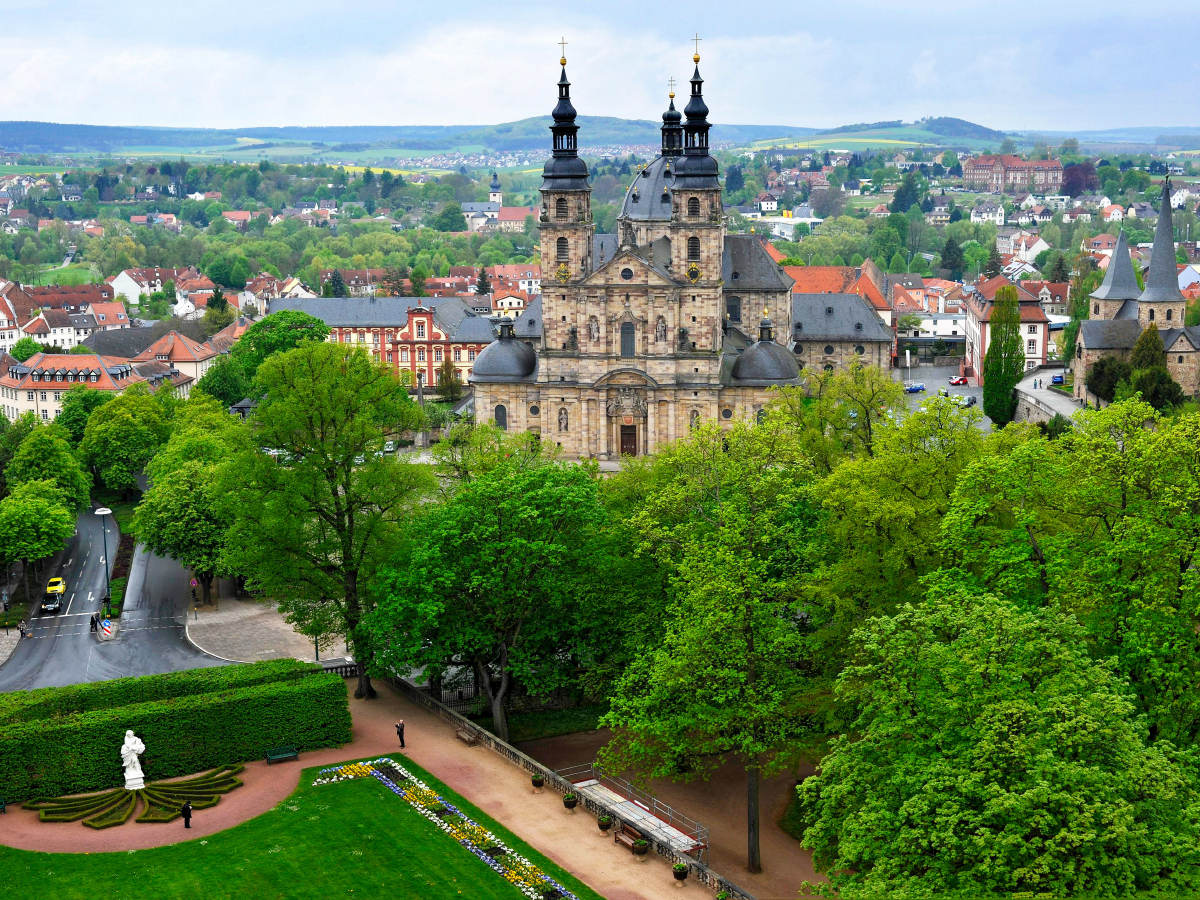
[470,51,885,458]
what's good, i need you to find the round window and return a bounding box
[794,344,803,354]
[529,405,540,416]
[621,268,634,280]
[721,408,733,420]
[855,345,865,355]
[823,364,834,372]
[824,345,835,355]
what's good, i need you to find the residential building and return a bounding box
[131,331,218,381]
[1022,280,1071,316]
[1101,204,1125,222]
[87,301,130,331]
[971,203,1005,225]
[962,155,1064,193]
[0,352,186,422]
[962,275,1050,383]
[109,266,199,304]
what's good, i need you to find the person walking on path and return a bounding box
[396,720,405,749]
[18,619,26,639]
[181,801,192,829]
[90,613,98,632]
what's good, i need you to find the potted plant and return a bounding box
[531,773,545,789]
[632,838,649,856]
[597,815,613,833]
[562,793,578,810]
[673,862,688,882]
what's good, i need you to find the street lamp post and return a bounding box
[95,507,112,613]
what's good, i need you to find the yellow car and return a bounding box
[42,578,65,613]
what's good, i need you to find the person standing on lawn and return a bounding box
[181,801,192,829]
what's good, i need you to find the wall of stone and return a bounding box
[794,339,890,372]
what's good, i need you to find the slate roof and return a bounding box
[593,233,619,267]
[80,325,159,357]
[513,296,543,339]
[468,318,537,383]
[462,201,500,215]
[791,293,894,342]
[723,235,794,292]
[269,296,492,343]
[1138,181,1186,305]
[1079,318,1142,350]
[1091,231,1141,301]
[620,156,677,222]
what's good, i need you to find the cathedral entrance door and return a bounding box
[620,424,638,456]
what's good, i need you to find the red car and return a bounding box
[948,375,968,386]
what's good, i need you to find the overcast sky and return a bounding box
[3,0,1194,132]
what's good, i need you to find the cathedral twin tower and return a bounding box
[469,46,799,458]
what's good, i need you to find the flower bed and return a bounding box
[315,758,579,900]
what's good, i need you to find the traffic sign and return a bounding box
[101,619,112,636]
[190,579,198,587]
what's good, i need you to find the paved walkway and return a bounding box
[185,594,348,663]
[0,680,687,900]
[1016,368,1080,418]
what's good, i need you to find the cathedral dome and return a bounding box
[731,314,799,384]
[468,318,537,383]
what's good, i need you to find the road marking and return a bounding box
[66,559,72,566]
[88,592,93,601]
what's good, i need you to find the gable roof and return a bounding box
[723,235,794,292]
[132,331,218,364]
[782,265,858,294]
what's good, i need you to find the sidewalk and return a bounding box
[1016,369,1080,418]
[185,594,349,663]
[0,679,688,900]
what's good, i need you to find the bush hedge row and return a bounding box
[0,658,317,724]
[2,671,351,801]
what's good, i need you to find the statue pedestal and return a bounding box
[125,775,144,790]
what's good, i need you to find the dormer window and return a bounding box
[826,306,833,315]
[855,323,863,331]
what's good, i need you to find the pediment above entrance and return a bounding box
[583,250,675,288]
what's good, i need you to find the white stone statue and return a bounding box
[121,729,146,790]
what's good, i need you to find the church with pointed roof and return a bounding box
[469,48,891,458]
[1074,179,1199,403]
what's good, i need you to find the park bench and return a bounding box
[614,823,643,853]
[455,728,479,747]
[266,746,299,765]
[1,797,6,813]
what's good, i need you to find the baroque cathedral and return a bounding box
[470,49,883,458]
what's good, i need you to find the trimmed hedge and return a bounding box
[0,658,317,724]
[2,672,351,802]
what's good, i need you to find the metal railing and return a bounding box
[556,762,710,863]
[385,675,757,900]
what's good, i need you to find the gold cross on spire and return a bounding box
[558,37,568,65]
[668,76,676,99]
[692,33,701,63]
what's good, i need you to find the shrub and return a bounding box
[0,658,317,724]
[2,672,350,801]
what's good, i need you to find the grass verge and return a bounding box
[92,486,141,534]
[0,755,605,900]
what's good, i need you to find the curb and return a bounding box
[98,618,121,641]
[183,617,245,664]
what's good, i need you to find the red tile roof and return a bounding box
[132,331,217,364]
[783,265,858,294]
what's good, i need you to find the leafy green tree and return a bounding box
[1131,323,1167,369]
[81,384,172,496]
[430,203,467,232]
[1046,252,1070,283]
[982,242,1003,278]
[409,266,428,297]
[195,354,251,407]
[10,336,41,362]
[208,286,227,313]
[135,459,227,603]
[230,310,330,379]
[799,587,1200,899]
[56,385,111,446]
[369,459,607,741]
[379,266,406,297]
[435,357,462,401]
[220,342,430,700]
[602,420,816,872]
[982,285,1023,425]
[6,427,90,513]
[1085,355,1132,403]
[941,236,965,279]
[0,412,38,500]
[887,251,907,273]
[0,480,75,606]
[1130,365,1184,410]
[202,303,236,338]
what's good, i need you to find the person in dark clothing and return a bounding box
[181,801,192,828]
[90,613,98,632]
[396,720,405,749]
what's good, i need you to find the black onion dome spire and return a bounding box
[541,53,589,190]
[676,48,719,186]
[489,171,501,192]
[661,85,683,158]
[1138,177,1186,305]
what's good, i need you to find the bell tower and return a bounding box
[538,45,593,296]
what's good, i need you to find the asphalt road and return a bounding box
[895,364,993,430]
[0,508,224,692]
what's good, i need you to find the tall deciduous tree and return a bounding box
[195,355,251,407]
[0,480,75,604]
[80,384,173,497]
[982,285,1023,426]
[369,459,607,741]
[799,587,1200,899]
[230,309,329,379]
[57,385,111,446]
[6,427,91,513]
[601,421,816,872]
[221,342,430,700]
[435,357,462,401]
[10,337,41,362]
[941,236,965,279]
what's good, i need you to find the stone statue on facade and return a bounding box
[588,317,600,343]
[120,729,146,790]
[656,316,667,343]
[559,408,569,432]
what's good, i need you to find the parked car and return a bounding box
[42,577,65,613]
[383,440,395,453]
[904,382,926,393]
[1051,374,1064,385]
[938,387,950,397]
[954,395,978,408]
[949,375,968,386]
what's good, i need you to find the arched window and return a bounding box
[687,196,700,216]
[621,322,635,357]
[756,408,766,424]
[1167,309,1173,321]
[1149,309,1156,321]
[726,295,741,323]
[687,237,700,261]
[555,197,568,219]
[1094,303,1100,316]
[494,404,508,431]
[557,237,569,262]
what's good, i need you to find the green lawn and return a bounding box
[0,756,605,900]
